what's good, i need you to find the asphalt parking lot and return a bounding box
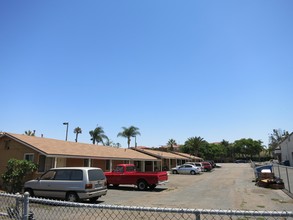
[99,163,293,211]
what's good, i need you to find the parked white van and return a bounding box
[24,167,107,202]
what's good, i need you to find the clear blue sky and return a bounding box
[1,1,292,148]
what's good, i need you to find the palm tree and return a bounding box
[117,126,141,148]
[74,127,82,142]
[114,142,122,148]
[167,139,177,151]
[184,136,205,156]
[24,130,35,136]
[89,125,109,145]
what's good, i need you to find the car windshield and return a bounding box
[40,170,56,180]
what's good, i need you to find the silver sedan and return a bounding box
[171,164,201,175]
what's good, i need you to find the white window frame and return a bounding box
[24,153,34,162]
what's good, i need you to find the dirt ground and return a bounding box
[100,163,293,211]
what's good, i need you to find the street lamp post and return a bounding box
[63,122,69,141]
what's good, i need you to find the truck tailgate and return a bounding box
[157,171,168,182]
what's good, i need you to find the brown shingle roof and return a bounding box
[3,133,159,161]
[134,148,188,159]
[172,152,203,161]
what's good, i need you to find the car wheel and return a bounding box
[24,188,34,197]
[190,170,196,175]
[66,192,79,202]
[137,180,147,191]
[172,170,178,174]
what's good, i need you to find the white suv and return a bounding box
[24,167,107,202]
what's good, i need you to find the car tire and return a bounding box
[137,180,147,191]
[190,170,196,175]
[66,192,79,202]
[172,170,178,174]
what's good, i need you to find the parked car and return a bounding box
[215,163,222,168]
[207,160,216,168]
[184,162,204,172]
[104,164,168,190]
[171,164,201,175]
[24,167,107,202]
[280,160,290,166]
[201,162,213,172]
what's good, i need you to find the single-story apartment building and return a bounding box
[133,147,191,170]
[0,132,162,185]
[172,152,203,162]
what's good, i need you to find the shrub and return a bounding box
[1,159,37,193]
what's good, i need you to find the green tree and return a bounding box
[234,138,264,160]
[183,136,206,156]
[104,139,112,146]
[220,139,235,162]
[104,139,122,148]
[74,127,82,142]
[268,129,289,155]
[89,125,109,145]
[24,130,35,136]
[117,126,141,148]
[199,142,225,161]
[1,159,37,193]
[167,139,177,151]
[198,141,211,159]
[114,143,122,148]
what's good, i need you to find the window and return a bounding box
[54,170,71,180]
[113,166,124,173]
[70,170,83,180]
[88,169,105,181]
[24,153,34,162]
[40,170,56,180]
[126,166,135,172]
[54,170,83,181]
[40,170,83,181]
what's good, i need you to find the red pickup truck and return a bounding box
[104,164,168,190]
